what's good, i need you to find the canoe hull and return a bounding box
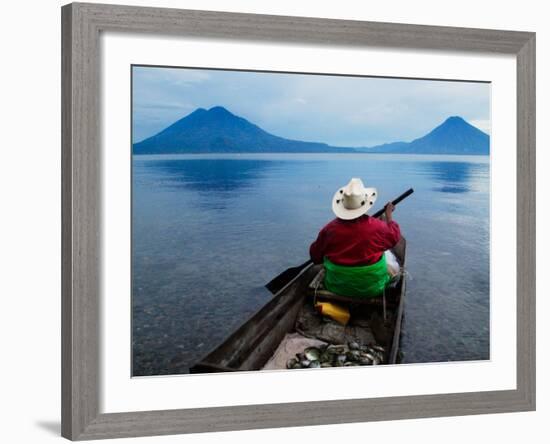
[190,238,407,373]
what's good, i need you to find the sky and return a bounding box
[132,66,491,147]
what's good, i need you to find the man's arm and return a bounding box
[380,202,401,249]
[309,228,327,264]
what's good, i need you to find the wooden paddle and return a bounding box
[265,187,414,294]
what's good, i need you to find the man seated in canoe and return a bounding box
[309,178,401,299]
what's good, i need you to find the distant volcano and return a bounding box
[133,106,355,154]
[133,107,489,155]
[363,116,490,155]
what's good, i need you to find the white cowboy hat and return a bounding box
[332,178,377,220]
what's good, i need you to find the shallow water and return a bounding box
[132,153,490,376]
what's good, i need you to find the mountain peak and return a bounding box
[407,115,489,154]
[207,106,233,115]
[133,106,353,154]
[366,115,489,155]
[443,116,466,124]
[434,116,486,134]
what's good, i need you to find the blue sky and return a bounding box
[132,66,490,147]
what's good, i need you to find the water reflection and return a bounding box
[427,161,486,194]
[135,158,280,193]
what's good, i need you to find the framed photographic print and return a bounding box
[61,2,535,440]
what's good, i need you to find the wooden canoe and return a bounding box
[190,237,407,373]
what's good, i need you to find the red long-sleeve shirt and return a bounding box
[309,215,401,266]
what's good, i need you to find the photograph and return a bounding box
[0,0,540,441]
[131,65,491,376]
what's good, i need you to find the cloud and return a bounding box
[133,66,210,85]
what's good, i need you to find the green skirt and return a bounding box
[323,255,390,299]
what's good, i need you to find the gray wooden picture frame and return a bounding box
[61,2,536,440]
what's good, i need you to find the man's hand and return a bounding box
[384,202,395,222]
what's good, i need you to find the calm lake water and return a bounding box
[132,153,490,376]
